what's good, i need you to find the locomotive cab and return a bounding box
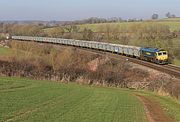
[156,50,168,64]
[140,47,168,64]
[6,35,11,40]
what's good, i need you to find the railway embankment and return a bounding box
[0,41,179,99]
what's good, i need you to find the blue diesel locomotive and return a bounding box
[140,47,168,64]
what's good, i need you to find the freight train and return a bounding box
[8,36,168,64]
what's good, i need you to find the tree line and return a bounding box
[152,12,177,20]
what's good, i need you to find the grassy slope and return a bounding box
[0,77,147,122]
[160,18,180,21]
[79,22,140,32]
[0,77,179,122]
[174,59,180,66]
[172,38,180,66]
[0,46,12,56]
[79,21,180,32]
[79,21,180,66]
[136,91,180,122]
[157,21,180,31]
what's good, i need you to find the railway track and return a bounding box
[73,46,180,79]
[164,64,180,72]
[14,40,180,79]
[127,58,180,78]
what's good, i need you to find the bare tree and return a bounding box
[152,14,159,20]
[64,25,80,33]
[166,12,176,18]
[82,28,93,40]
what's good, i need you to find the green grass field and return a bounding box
[0,46,12,56]
[43,19,180,32]
[160,18,180,21]
[174,58,180,66]
[0,77,147,122]
[0,77,179,122]
[157,21,180,31]
[78,21,180,32]
[136,91,180,122]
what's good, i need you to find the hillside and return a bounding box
[0,36,180,122]
[160,18,180,22]
[0,77,179,122]
[0,77,147,122]
[78,21,180,32]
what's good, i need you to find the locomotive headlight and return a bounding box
[6,36,10,40]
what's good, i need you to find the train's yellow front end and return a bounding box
[156,51,168,64]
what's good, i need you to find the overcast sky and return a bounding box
[0,0,179,21]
